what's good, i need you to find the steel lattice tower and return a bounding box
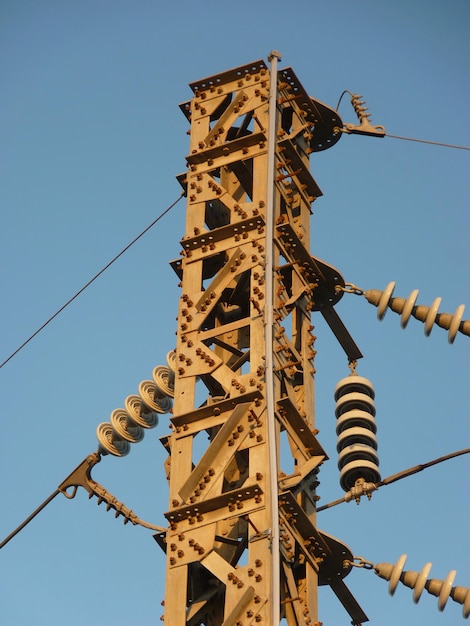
[157,55,367,625]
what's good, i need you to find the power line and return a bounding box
[385,133,470,151]
[316,447,470,512]
[0,192,185,370]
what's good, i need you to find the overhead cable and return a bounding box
[0,192,184,370]
[316,447,470,512]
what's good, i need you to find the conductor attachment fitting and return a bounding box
[343,93,386,137]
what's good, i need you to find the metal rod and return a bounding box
[265,49,282,625]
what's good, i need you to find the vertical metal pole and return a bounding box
[265,49,281,624]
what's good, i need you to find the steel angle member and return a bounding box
[276,396,327,458]
[200,549,239,584]
[278,455,325,492]
[178,402,254,503]
[194,247,257,316]
[186,131,268,167]
[165,484,264,525]
[181,216,266,262]
[171,390,262,429]
[222,586,263,626]
[278,138,323,201]
[174,339,224,378]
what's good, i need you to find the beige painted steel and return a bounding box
[161,59,327,625]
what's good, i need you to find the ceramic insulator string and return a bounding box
[334,373,380,492]
[374,554,470,618]
[364,282,470,343]
[96,351,176,457]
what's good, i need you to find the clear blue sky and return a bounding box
[1,2,469,624]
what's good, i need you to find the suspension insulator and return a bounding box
[374,554,470,617]
[96,422,131,457]
[152,365,175,398]
[139,380,173,414]
[110,408,145,443]
[125,394,160,428]
[166,350,177,382]
[364,281,470,343]
[334,374,380,491]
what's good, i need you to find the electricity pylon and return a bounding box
[158,54,367,625]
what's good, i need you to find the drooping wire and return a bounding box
[335,89,354,112]
[0,192,185,370]
[316,447,470,512]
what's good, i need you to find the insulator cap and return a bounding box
[334,375,375,400]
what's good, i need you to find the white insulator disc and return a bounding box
[337,427,378,452]
[337,442,379,470]
[334,375,375,401]
[438,570,456,611]
[152,366,175,398]
[335,392,376,418]
[448,304,465,343]
[339,459,381,491]
[412,562,432,603]
[389,554,407,596]
[166,350,177,375]
[401,289,419,328]
[139,380,172,414]
[125,394,159,429]
[110,408,144,443]
[424,297,442,336]
[336,409,377,435]
[96,422,130,457]
[378,281,396,320]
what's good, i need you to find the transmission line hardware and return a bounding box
[343,93,386,137]
[373,554,470,618]
[364,281,469,343]
[96,351,175,456]
[334,371,380,495]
